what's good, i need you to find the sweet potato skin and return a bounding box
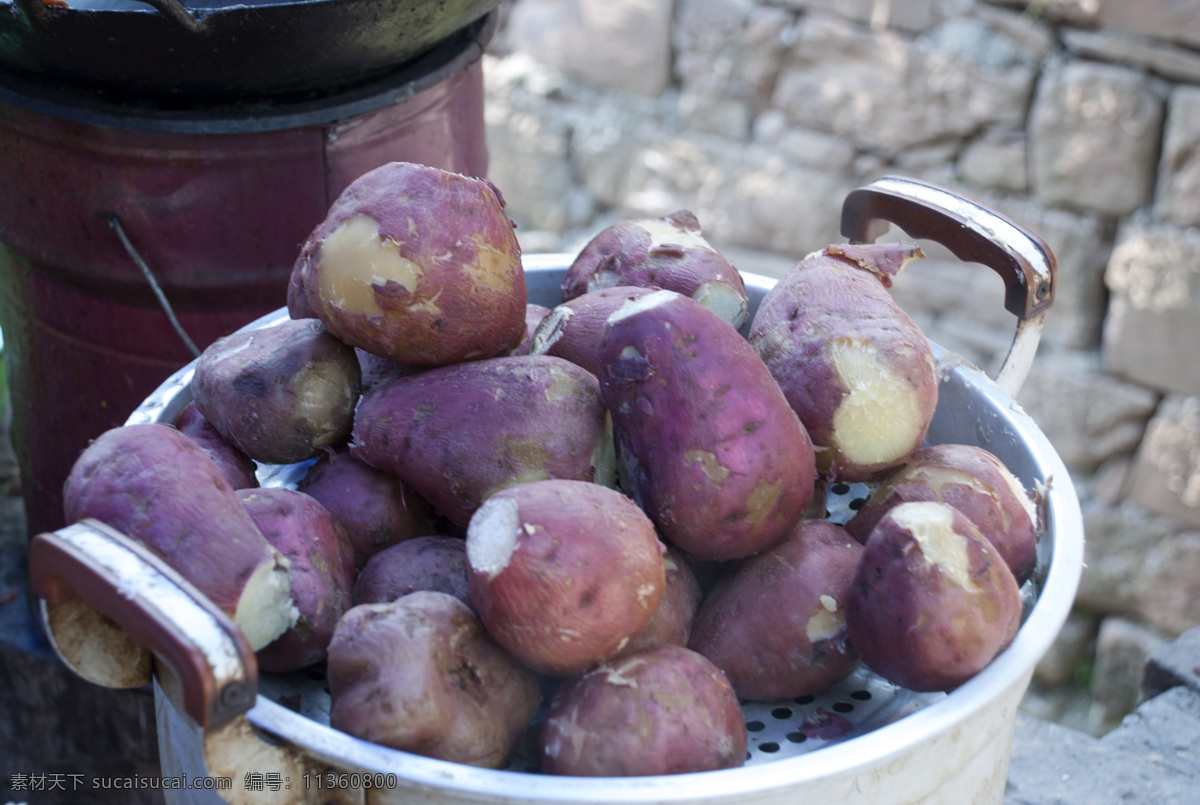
[353,535,472,610]
[620,543,702,656]
[351,354,611,527]
[61,423,296,650]
[530,286,655,377]
[539,644,747,777]
[175,402,259,491]
[238,487,355,673]
[296,448,436,570]
[747,243,937,483]
[599,290,816,561]
[466,479,665,676]
[295,161,526,366]
[846,443,1039,584]
[327,592,540,768]
[562,211,749,329]
[355,348,418,393]
[844,501,1021,692]
[192,317,361,465]
[688,519,863,701]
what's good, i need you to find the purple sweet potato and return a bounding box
[620,543,702,656]
[294,161,527,366]
[688,519,863,701]
[352,535,472,610]
[327,591,540,768]
[191,317,361,465]
[355,348,418,393]
[599,290,817,561]
[286,261,317,320]
[296,447,436,569]
[351,354,615,527]
[845,501,1022,692]
[174,402,259,490]
[747,242,938,483]
[562,211,750,329]
[845,443,1039,584]
[538,644,747,777]
[510,303,553,356]
[466,479,665,676]
[62,424,297,651]
[529,285,656,376]
[238,487,355,673]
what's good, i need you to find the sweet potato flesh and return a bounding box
[829,338,925,466]
[638,217,713,253]
[295,361,361,447]
[233,552,300,651]
[317,215,428,316]
[891,501,980,593]
[805,595,843,643]
[692,281,747,327]
[608,288,675,322]
[466,496,521,578]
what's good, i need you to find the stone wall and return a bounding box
[482,0,1200,733]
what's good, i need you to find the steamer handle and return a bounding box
[28,520,258,729]
[840,175,1057,397]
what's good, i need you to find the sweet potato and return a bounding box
[327,591,540,768]
[529,285,655,376]
[352,535,472,610]
[62,423,297,651]
[466,479,665,676]
[538,644,746,777]
[562,211,750,329]
[599,289,817,561]
[845,443,1039,584]
[844,501,1021,692]
[688,519,863,701]
[511,303,553,356]
[293,161,527,366]
[747,242,937,483]
[174,402,259,490]
[355,348,417,393]
[351,354,615,527]
[238,488,355,673]
[296,447,436,569]
[620,543,702,656]
[192,317,361,465]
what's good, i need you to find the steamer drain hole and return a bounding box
[305,668,326,682]
[786,732,807,743]
[794,694,816,705]
[849,497,867,510]
[771,707,793,719]
[831,483,851,495]
[746,720,766,732]
[850,690,872,700]
[758,742,780,753]
[832,702,854,713]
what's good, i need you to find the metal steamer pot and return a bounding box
[0,0,502,103]
[28,178,1083,805]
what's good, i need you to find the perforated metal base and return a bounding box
[251,477,1035,774]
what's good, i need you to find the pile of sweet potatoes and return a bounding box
[62,162,1043,776]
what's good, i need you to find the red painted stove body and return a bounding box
[0,30,490,536]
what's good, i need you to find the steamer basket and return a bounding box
[29,177,1083,805]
